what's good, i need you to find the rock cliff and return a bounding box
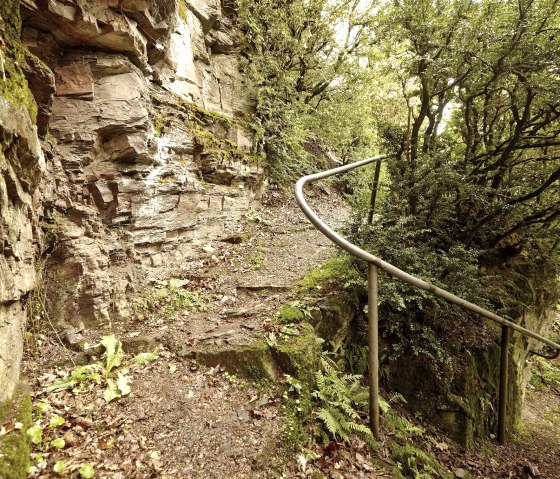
[0,0,259,402]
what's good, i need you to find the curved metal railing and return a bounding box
[295,154,560,444]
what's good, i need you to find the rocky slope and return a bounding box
[0,0,259,403]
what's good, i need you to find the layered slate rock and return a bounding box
[0,98,43,402]
[0,0,259,403]
[11,0,260,331]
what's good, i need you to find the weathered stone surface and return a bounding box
[21,52,55,137]
[55,64,94,99]
[185,0,220,33]
[1,0,260,404]
[0,94,44,402]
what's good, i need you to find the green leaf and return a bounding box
[103,372,131,402]
[53,460,66,474]
[26,424,42,445]
[49,414,65,428]
[116,372,131,397]
[47,364,102,393]
[103,378,120,402]
[132,352,158,365]
[101,334,124,377]
[168,278,189,288]
[379,396,390,414]
[79,463,95,478]
[35,402,50,413]
[51,438,65,449]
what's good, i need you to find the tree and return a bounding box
[238,0,382,184]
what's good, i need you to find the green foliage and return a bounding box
[344,342,369,375]
[312,357,376,447]
[53,460,65,474]
[134,278,208,322]
[46,364,102,394]
[101,334,124,378]
[79,463,95,478]
[530,356,560,391]
[0,388,33,479]
[47,335,157,402]
[0,0,39,121]
[340,0,560,387]
[276,301,316,325]
[132,352,159,366]
[296,256,364,298]
[238,0,381,186]
[391,443,453,479]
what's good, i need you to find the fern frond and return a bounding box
[317,408,341,438]
[348,422,378,448]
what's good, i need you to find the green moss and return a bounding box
[272,324,322,385]
[530,356,560,390]
[153,115,165,137]
[296,256,363,298]
[0,385,33,479]
[194,341,279,387]
[0,0,39,121]
[276,304,306,324]
[0,0,21,41]
[150,91,251,168]
[178,0,188,22]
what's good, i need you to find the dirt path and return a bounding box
[20,191,560,479]
[22,191,351,478]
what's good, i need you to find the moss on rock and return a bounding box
[272,324,323,386]
[194,341,280,387]
[296,256,363,299]
[0,0,39,121]
[276,304,306,324]
[0,384,32,479]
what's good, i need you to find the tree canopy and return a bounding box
[241,0,560,354]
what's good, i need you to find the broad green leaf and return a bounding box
[49,415,65,428]
[103,378,120,403]
[116,372,131,397]
[53,460,65,474]
[132,352,158,365]
[26,424,42,445]
[101,334,124,378]
[79,463,95,478]
[51,438,65,449]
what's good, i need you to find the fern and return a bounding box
[313,357,377,447]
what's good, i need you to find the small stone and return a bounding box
[454,468,467,478]
[202,244,215,254]
[63,430,80,447]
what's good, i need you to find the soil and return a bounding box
[18,190,560,479]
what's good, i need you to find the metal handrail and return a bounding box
[295,154,560,444]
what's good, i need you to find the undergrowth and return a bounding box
[134,278,208,322]
[296,255,364,298]
[313,356,376,447]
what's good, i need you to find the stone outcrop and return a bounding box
[0,0,259,402]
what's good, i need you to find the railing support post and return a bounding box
[367,160,382,224]
[498,325,510,445]
[368,263,380,440]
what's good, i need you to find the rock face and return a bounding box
[0,0,259,401]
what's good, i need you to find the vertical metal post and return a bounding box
[368,263,380,440]
[498,325,510,445]
[367,160,383,224]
